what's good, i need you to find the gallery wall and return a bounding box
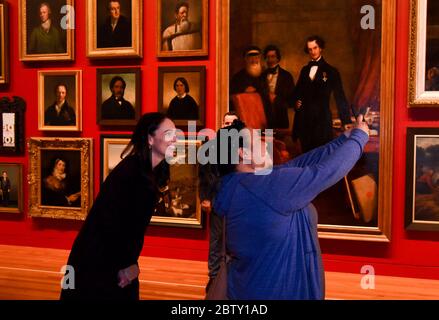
[0,0,439,280]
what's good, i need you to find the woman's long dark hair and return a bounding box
[121,112,170,192]
[199,119,246,202]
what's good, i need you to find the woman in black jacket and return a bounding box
[60,113,177,300]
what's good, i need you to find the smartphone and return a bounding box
[351,106,370,122]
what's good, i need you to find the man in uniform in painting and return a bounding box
[260,45,295,129]
[98,0,132,48]
[162,1,201,51]
[292,35,352,152]
[0,171,11,207]
[29,2,64,54]
[45,83,76,126]
[101,76,135,120]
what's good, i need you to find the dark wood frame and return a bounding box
[405,127,439,231]
[0,97,26,156]
[96,67,141,127]
[0,163,23,215]
[158,66,206,129]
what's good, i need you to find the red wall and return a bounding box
[1,0,439,280]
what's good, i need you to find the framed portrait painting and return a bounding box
[38,70,82,132]
[152,137,203,228]
[86,0,142,59]
[19,0,74,61]
[409,0,439,106]
[405,128,439,231]
[158,66,206,129]
[0,1,8,84]
[217,0,395,241]
[0,96,26,156]
[0,163,23,215]
[28,138,93,220]
[100,134,130,184]
[157,0,208,57]
[97,67,141,126]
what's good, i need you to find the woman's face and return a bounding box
[149,118,177,161]
[175,80,186,96]
[240,129,273,173]
[55,160,66,173]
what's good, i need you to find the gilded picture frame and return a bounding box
[158,66,206,129]
[0,163,23,215]
[405,128,439,231]
[217,0,395,241]
[151,138,203,228]
[0,96,26,156]
[86,0,142,59]
[157,0,208,58]
[408,0,439,106]
[0,1,9,84]
[19,0,74,61]
[100,134,130,185]
[38,70,82,132]
[28,138,93,220]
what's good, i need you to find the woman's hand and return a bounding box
[201,200,212,214]
[117,264,140,288]
[344,114,369,138]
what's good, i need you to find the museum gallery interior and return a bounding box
[0,0,438,300]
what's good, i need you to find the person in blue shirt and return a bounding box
[208,115,369,300]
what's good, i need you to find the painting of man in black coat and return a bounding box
[97,0,132,48]
[293,35,352,152]
[260,45,295,129]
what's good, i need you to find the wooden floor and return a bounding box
[0,245,438,300]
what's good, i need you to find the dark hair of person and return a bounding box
[54,83,67,95]
[121,112,170,191]
[175,1,189,13]
[51,158,67,174]
[199,119,247,202]
[2,171,6,174]
[109,76,126,91]
[304,35,325,54]
[263,45,281,61]
[173,77,190,93]
[223,111,238,119]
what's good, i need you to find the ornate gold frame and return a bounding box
[408,0,439,106]
[28,138,93,220]
[216,0,395,241]
[86,0,142,59]
[19,0,75,61]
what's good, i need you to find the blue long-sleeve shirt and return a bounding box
[214,129,369,300]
